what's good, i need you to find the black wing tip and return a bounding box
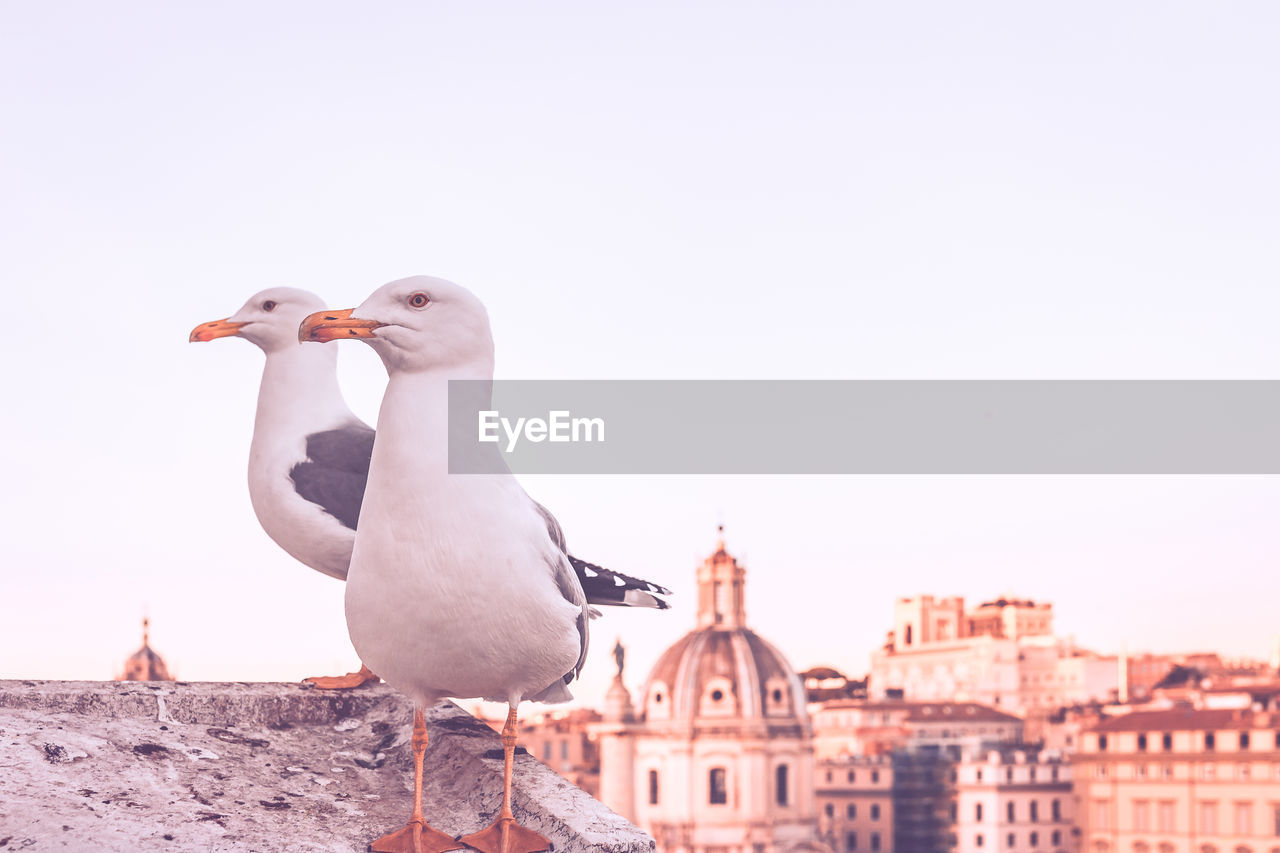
[567,555,674,597]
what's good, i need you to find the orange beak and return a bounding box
[298,308,386,343]
[189,317,247,342]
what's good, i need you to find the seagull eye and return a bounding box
[263,300,277,312]
[408,293,430,309]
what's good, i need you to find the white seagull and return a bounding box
[190,288,380,688]
[191,288,670,695]
[300,277,635,853]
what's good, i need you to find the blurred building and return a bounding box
[953,749,1074,853]
[816,755,894,852]
[810,699,1023,759]
[1073,703,1280,853]
[870,594,1118,713]
[115,618,174,682]
[511,708,602,797]
[597,530,832,853]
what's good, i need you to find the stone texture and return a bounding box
[0,680,653,852]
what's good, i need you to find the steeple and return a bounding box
[696,525,747,629]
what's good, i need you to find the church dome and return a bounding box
[117,618,175,682]
[640,530,808,727]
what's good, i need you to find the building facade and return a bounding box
[870,595,1117,713]
[816,756,894,853]
[953,750,1074,853]
[1073,706,1280,853]
[810,699,1024,760]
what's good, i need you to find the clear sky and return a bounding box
[1,2,1277,706]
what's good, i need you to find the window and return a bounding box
[1099,735,1109,751]
[709,767,727,805]
[1234,803,1253,836]
[648,770,659,805]
[872,770,880,784]
[1031,831,1039,847]
[825,803,834,818]
[776,764,789,807]
[871,804,881,821]
[1204,764,1217,781]
[1163,733,1173,751]
[1273,804,1280,836]
[1206,732,1216,751]
[976,803,984,821]
[1137,764,1148,780]
[1134,801,1150,832]
[848,770,856,783]
[1138,734,1148,751]
[1052,831,1062,846]
[560,740,569,760]
[846,833,857,852]
[1161,763,1174,780]
[977,770,983,782]
[1158,801,1176,833]
[1240,732,1251,750]
[905,625,913,645]
[1009,802,1016,822]
[847,804,857,819]
[1200,801,1219,835]
[1008,833,1016,848]
[976,835,984,848]
[826,770,833,783]
[1031,801,1039,822]
[871,833,881,851]
[1052,799,1061,822]
[1239,764,1251,780]
[1095,800,1110,830]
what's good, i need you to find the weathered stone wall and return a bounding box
[0,680,654,852]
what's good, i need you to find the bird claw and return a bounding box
[368,820,464,852]
[303,664,380,689]
[458,817,552,853]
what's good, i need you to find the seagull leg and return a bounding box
[458,704,551,853]
[369,707,461,853]
[303,663,381,689]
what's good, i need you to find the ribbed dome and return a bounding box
[642,625,808,725]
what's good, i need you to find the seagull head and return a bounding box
[298,276,494,373]
[189,287,329,354]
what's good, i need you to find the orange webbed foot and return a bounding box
[458,817,552,853]
[369,819,463,853]
[304,664,380,689]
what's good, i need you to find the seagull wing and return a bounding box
[288,423,375,531]
[529,498,672,610]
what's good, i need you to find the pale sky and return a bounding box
[1,2,1277,706]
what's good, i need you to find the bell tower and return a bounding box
[696,525,747,629]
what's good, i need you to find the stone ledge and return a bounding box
[0,680,653,852]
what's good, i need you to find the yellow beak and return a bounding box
[189,317,247,342]
[298,308,385,343]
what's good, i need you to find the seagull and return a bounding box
[300,276,648,853]
[191,288,670,695]
[190,288,380,688]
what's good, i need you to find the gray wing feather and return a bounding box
[531,497,589,684]
[288,423,374,531]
